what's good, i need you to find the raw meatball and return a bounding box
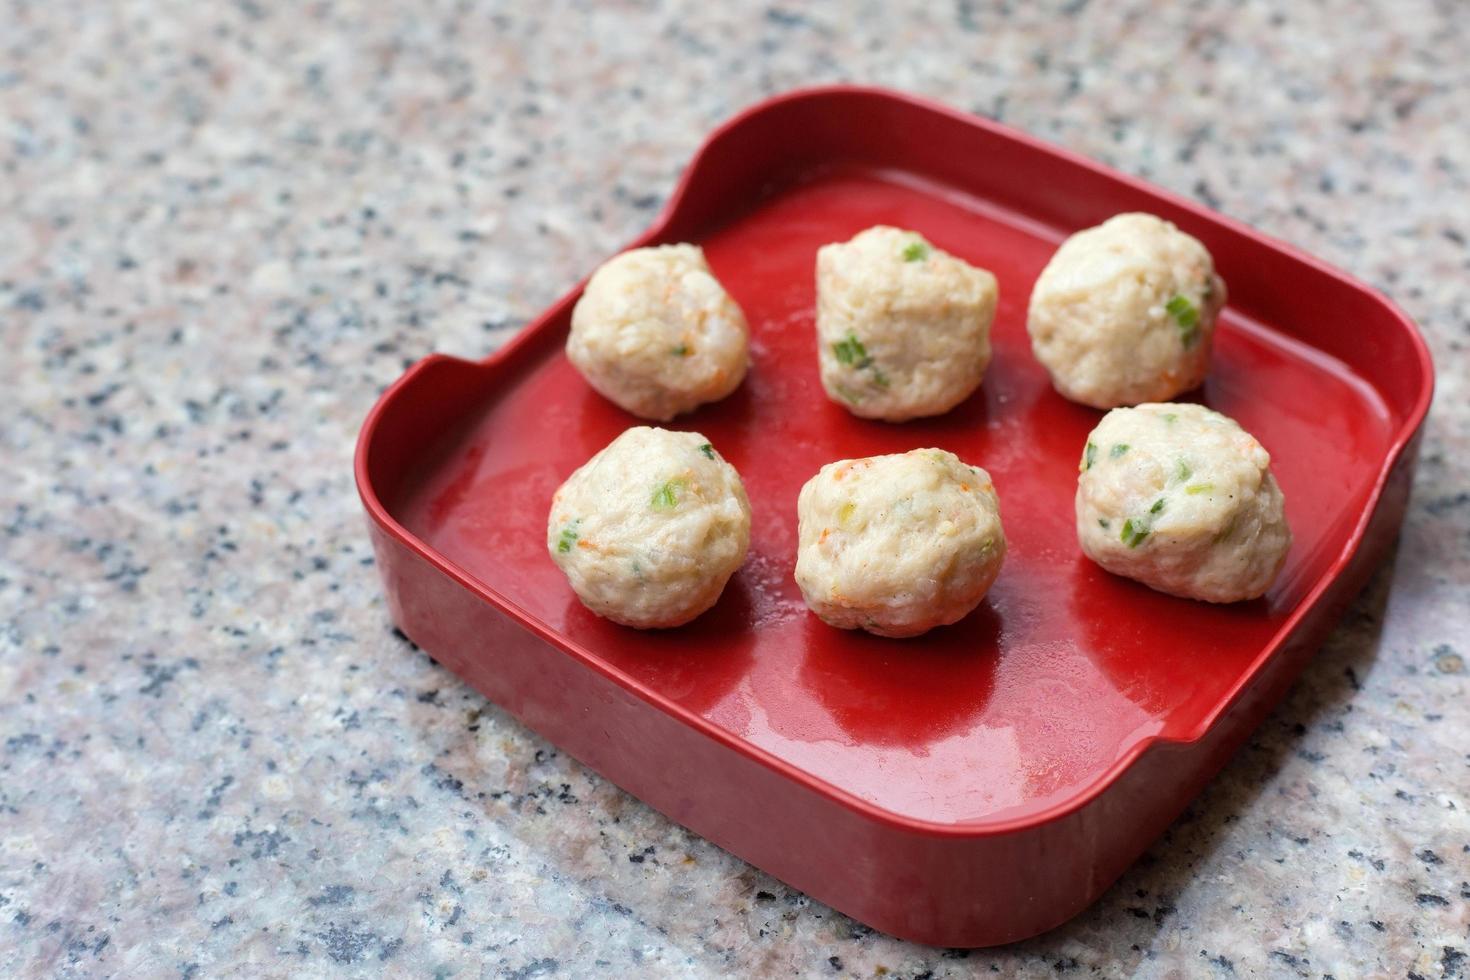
[794,449,1006,638]
[568,245,749,421]
[548,427,750,628]
[816,226,998,421]
[1028,212,1226,408]
[1076,403,1291,602]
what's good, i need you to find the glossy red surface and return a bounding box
[356,88,1433,945]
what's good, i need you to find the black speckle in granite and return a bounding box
[1201,950,1235,973]
[1269,950,1303,968]
[196,775,235,819]
[954,1,982,33]
[421,763,465,796]
[828,955,843,971]
[346,768,389,793]
[317,922,402,964]
[232,826,289,860]
[1443,947,1467,979]
[307,885,355,907]
[14,288,45,311]
[139,659,195,698]
[1193,180,1223,210]
[1415,892,1449,907]
[5,733,41,754]
[504,957,559,980]
[1416,848,1442,865]
[1426,491,1470,515]
[764,8,808,29]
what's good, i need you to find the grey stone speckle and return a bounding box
[2,1,1467,978]
[306,885,356,908]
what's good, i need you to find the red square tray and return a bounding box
[355,87,1433,947]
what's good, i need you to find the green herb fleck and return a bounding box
[650,478,686,510]
[1150,497,1166,515]
[1166,295,1198,326]
[1176,459,1192,481]
[1185,483,1215,495]
[1166,295,1201,349]
[671,343,690,356]
[697,442,715,460]
[556,520,581,553]
[1098,518,1110,529]
[832,333,868,366]
[1121,518,1149,548]
[1163,412,1178,423]
[1084,441,1098,470]
[902,240,931,262]
[833,331,889,391]
[1110,443,1130,459]
[834,384,862,404]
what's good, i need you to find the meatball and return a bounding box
[567,244,749,421]
[794,449,1006,638]
[1027,212,1226,408]
[1076,403,1291,602]
[816,226,999,421]
[548,427,750,628]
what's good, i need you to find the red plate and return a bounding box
[355,87,1433,946]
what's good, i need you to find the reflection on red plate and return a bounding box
[356,88,1432,946]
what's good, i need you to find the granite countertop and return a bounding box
[4,1,1467,977]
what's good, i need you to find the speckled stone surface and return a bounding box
[3,1,1467,977]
